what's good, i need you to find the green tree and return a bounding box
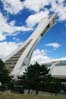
[0,59,11,87]
[18,62,49,94]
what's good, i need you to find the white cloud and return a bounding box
[24,0,50,12]
[1,0,50,14]
[50,57,66,63]
[24,0,66,24]
[26,10,49,27]
[0,34,6,41]
[31,49,66,65]
[31,49,51,64]
[0,41,22,59]
[14,26,32,31]
[1,0,24,14]
[9,21,15,26]
[0,42,65,66]
[45,42,61,49]
[0,12,32,41]
[25,0,66,21]
[50,0,66,21]
[0,12,15,34]
[1,0,66,21]
[57,0,65,3]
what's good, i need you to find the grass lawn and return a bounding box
[0,92,66,99]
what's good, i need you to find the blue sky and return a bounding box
[0,0,66,64]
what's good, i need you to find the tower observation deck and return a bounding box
[3,14,56,77]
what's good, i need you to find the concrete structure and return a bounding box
[3,14,56,77]
[50,61,66,79]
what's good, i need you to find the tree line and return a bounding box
[0,59,66,94]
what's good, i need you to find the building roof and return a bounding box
[50,61,66,79]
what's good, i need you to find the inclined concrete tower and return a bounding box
[3,14,56,77]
